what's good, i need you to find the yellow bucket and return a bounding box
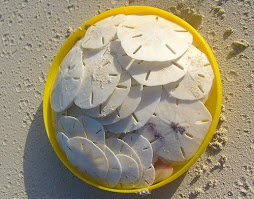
[43,6,222,193]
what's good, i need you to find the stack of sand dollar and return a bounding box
[51,14,214,189]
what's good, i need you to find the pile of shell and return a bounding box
[51,14,214,189]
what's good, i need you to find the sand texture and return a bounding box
[0,0,253,198]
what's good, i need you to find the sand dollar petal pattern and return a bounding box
[51,47,84,112]
[117,15,193,61]
[74,44,122,109]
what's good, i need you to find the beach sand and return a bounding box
[0,0,253,198]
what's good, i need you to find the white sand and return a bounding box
[0,0,253,198]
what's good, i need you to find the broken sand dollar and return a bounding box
[95,84,143,125]
[117,15,193,61]
[65,137,109,179]
[116,154,139,186]
[51,47,84,112]
[57,116,86,138]
[81,14,126,49]
[140,91,212,163]
[78,115,105,151]
[101,145,122,188]
[105,86,162,133]
[136,164,155,188]
[164,45,214,100]
[74,44,122,109]
[84,70,131,117]
[122,133,153,169]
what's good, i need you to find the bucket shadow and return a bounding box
[23,103,185,198]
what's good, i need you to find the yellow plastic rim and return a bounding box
[43,6,222,193]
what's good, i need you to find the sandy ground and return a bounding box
[0,0,253,198]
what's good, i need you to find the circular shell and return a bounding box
[117,15,193,61]
[78,116,105,151]
[112,40,188,86]
[74,44,122,109]
[95,84,143,125]
[116,154,139,188]
[164,45,214,100]
[122,133,153,169]
[81,14,126,49]
[84,70,131,117]
[51,47,84,112]
[65,137,109,180]
[101,145,122,188]
[105,86,162,133]
[139,91,212,163]
[57,116,86,138]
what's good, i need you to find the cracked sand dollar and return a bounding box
[139,91,212,163]
[164,45,214,100]
[105,86,162,133]
[95,83,143,125]
[122,133,153,169]
[78,115,105,151]
[65,137,109,180]
[74,44,122,109]
[117,15,193,61]
[84,70,131,117]
[81,14,126,49]
[101,145,122,188]
[112,40,188,86]
[57,116,86,138]
[51,47,84,112]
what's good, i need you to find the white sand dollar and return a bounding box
[105,137,142,185]
[78,116,105,151]
[139,91,212,163]
[122,133,153,169]
[136,164,155,188]
[117,15,193,61]
[164,45,214,100]
[51,47,84,112]
[74,44,122,109]
[110,40,134,70]
[101,145,122,188]
[125,60,188,86]
[84,70,131,117]
[116,154,139,188]
[105,86,162,133]
[81,14,126,49]
[65,137,109,179]
[95,84,143,125]
[57,116,86,138]
[112,40,188,86]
